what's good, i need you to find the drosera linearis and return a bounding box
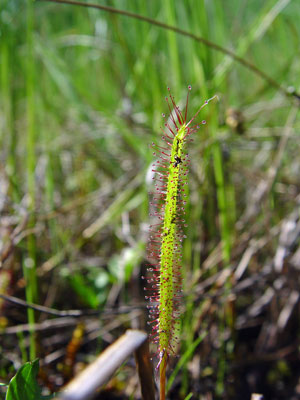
[144,86,217,399]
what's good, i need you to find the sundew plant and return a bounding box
[145,87,216,399]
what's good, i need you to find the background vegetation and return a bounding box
[0,0,300,399]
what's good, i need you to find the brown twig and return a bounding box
[0,293,96,317]
[0,293,145,318]
[37,0,300,102]
[54,330,149,400]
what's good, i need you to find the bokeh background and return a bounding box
[1,0,300,399]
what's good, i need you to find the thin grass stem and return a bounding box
[24,0,38,360]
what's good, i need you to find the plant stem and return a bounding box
[25,0,38,360]
[159,352,167,400]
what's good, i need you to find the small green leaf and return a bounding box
[5,359,54,400]
[68,273,100,308]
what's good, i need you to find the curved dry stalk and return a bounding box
[38,0,300,102]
